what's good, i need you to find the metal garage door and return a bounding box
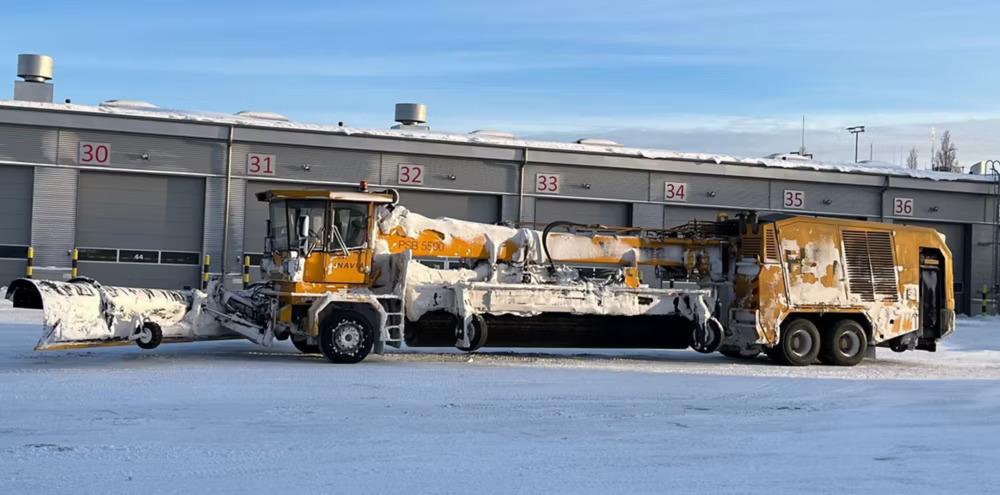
[534,199,630,227]
[0,165,32,286]
[664,205,737,226]
[397,190,500,224]
[75,172,205,289]
[902,221,968,314]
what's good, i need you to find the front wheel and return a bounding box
[135,322,163,350]
[319,311,375,364]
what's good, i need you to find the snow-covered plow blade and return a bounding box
[5,278,232,351]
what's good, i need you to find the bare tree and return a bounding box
[906,147,919,170]
[932,130,959,172]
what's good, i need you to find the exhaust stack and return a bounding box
[14,54,54,102]
[392,103,429,131]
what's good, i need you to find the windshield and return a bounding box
[287,200,327,252]
[330,202,368,249]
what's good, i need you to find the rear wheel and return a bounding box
[771,318,820,366]
[319,311,375,364]
[291,336,320,354]
[819,319,867,366]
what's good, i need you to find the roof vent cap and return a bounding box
[235,110,289,121]
[17,54,53,83]
[470,129,516,139]
[100,99,159,109]
[394,103,427,125]
[575,138,621,146]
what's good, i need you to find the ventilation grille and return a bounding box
[740,235,761,259]
[764,228,779,261]
[842,230,898,302]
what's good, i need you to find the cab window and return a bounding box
[330,202,368,249]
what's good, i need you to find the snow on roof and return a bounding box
[1,99,992,183]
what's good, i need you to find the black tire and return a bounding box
[319,311,375,364]
[776,318,821,366]
[456,314,488,352]
[136,322,163,350]
[691,319,724,354]
[819,319,868,366]
[291,337,320,354]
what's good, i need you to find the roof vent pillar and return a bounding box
[392,103,429,130]
[14,54,54,102]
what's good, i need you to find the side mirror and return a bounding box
[297,214,310,239]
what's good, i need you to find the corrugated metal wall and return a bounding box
[30,167,77,278]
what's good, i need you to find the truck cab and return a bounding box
[256,189,396,291]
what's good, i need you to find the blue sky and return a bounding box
[4,0,1000,165]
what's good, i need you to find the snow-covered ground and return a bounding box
[1,303,999,494]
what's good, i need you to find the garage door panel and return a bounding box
[0,165,33,245]
[76,172,204,289]
[664,205,740,225]
[396,190,499,224]
[77,172,204,252]
[0,259,26,287]
[534,199,629,226]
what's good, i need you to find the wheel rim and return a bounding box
[837,330,862,357]
[138,326,152,344]
[789,329,813,358]
[334,321,363,353]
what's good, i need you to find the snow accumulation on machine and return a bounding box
[5,185,955,366]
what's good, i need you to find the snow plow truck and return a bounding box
[5,185,954,366]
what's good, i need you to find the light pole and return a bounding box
[846,126,865,163]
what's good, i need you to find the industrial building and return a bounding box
[1,54,997,314]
